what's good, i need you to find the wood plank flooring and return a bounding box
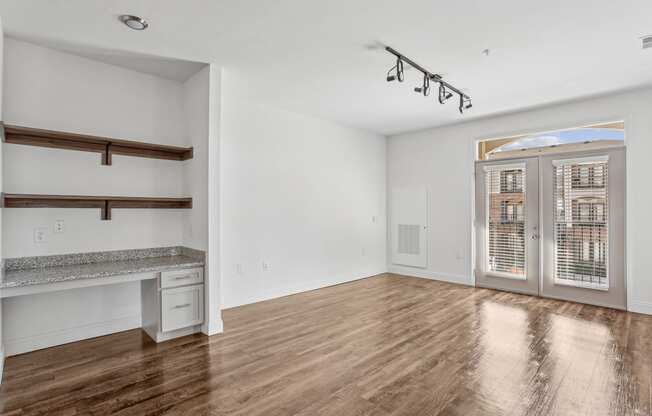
[1,274,650,415]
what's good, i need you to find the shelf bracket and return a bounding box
[102,143,112,166]
[101,200,111,221]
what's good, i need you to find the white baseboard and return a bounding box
[202,316,224,336]
[4,314,142,357]
[144,324,202,343]
[223,269,387,309]
[388,266,473,286]
[628,300,652,316]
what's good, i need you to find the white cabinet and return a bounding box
[141,266,205,342]
[161,284,204,332]
[160,268,203,289]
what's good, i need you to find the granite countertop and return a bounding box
[1,247,205,289]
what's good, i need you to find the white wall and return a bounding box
[183,66,210,252]
[388,87,652,315]
[220,70,387,308]
[1,38,204,354]
[2,38,188,256]
[205,64,223,333]
[182,64,223,334]
[0,16,5,380]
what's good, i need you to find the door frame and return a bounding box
[472,146,627,310]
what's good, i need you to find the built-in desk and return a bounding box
[0,247,206,344]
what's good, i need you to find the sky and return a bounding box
[495,128,625,152]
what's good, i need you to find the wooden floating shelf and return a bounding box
[2,194,192,221]
[2,124,193,165]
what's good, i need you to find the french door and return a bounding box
[475,158,540,295]
[475,148,626,309]
[539,148,626,309]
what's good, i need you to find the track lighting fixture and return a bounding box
[459,96,473,114]
[414,74,430,96]
[384,45,471,113]
[386,57,405,82]
[438,83,453,104]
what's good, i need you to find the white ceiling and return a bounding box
[0,0,651,135]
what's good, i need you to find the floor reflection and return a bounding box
[1,275,650,415]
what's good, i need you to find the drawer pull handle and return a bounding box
[174,274,196,280]
[172,303,192,309]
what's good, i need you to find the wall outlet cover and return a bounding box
[34,227,48,243]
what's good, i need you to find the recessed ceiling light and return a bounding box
[119,15,148,31]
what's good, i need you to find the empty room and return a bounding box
[0,1,650,415]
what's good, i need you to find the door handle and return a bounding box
[531,234,539,240]
[174,273,197,280]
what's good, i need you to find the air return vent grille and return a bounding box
[643,35,652,49]
[397,224,420,255]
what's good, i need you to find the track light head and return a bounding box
[459,96,472,113]
[386,58,405,82]
[415,75,430,96]
[438,83,451,104]
[396,58,405,82]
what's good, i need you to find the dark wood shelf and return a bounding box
[2,124,193,165]
[2,194,192,221]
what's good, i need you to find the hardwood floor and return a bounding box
[1,274,650,415]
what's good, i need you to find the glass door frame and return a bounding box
[474,157,540,296]
[539,147,626,310]
[473,147,626,310]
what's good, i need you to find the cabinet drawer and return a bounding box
[160,267,203,289]
[161,284,204,332]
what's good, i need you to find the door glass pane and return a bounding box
[485,165,526,278]
[553,157,608,290]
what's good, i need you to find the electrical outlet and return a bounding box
[54,220,65,234]
[262,261,270,271]
[34,227,48,243]
[361,248,367,257]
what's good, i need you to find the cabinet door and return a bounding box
[161,284,204,332]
